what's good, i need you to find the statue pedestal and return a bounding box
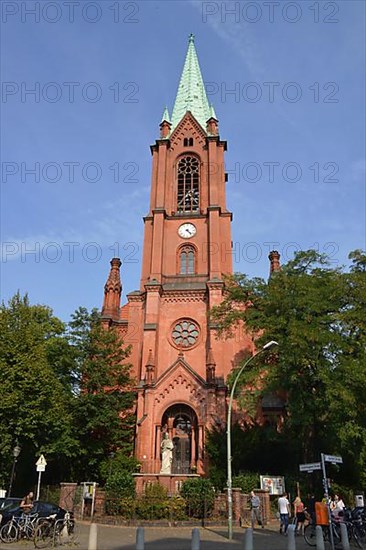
[133,473,200,495]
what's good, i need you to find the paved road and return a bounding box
[0,522,318,550]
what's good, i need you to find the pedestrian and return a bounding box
[278,492,291,534]
[293,496,306,535]
[20,491,34,514]
[250,490,264,529]
[331,494,345,521]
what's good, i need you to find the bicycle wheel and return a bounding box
[304,523,317,546]
[351,525,366,549]
[0,521,18,543]
[56,519,79,546]
[34,521,54,549]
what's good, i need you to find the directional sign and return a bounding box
[323,454,343,464]
[299,462,321,472]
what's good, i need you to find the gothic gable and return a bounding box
[170,112,206,152]
[153,356,207,409]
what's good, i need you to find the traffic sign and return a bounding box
[35,455,47,499]
[323,454,343,464]
[299,462,321,472]
[36,454,47,472]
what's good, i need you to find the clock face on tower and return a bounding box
[178,223,196,239]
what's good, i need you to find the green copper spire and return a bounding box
[171,34,213,132]
[161,106,171,124]
[209,103,217,120]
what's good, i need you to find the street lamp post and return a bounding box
[8,441,21,497]
[227,341,278,540]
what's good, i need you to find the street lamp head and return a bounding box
[262,340,279,350]
[13,443,21,458]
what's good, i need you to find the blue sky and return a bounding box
[1,0,365,322]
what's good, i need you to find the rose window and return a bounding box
[172,319,199,348]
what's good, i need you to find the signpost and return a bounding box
[36,455,47,500]
[299,462,321,473]
[323,454,343,464]
[299,453,343,550]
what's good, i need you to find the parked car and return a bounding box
[0,500,72,527]
[0,497,21,510]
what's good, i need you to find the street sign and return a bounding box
[35,455,47,499]
[323,454,343,464]
[299,462,321,472]
[36,454,47,467]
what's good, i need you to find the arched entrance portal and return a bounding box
[161,404,198,474]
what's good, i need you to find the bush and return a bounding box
[180,478,215,518]
[105,471,135,515]
[232,471,260,494]
[135,494,187,521]
[136,483,170,520]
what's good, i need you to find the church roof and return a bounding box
[170,34,213,133]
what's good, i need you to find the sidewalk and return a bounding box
[0,521,313,550]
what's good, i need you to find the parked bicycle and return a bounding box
[303,518,341,547]
[34,511,77,548]
[304,508,366,549]
[0,512,39,542]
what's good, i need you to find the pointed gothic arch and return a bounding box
[176,155,200,213]
[177,243,197,275]
[161,404,199,474]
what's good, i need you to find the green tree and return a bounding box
[68,307,136,482]
[211,250,366,488]
[0,293,76,490]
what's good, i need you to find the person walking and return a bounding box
[278,492,291,534]
[250,490,264,529]
[293,496,306,535]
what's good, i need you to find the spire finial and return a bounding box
[189,33,195,43]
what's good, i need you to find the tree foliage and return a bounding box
[210,250,366,488]
[0,295,136,491]
[0,293,77,490]
[67,307,136,481]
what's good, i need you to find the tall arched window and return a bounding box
[177,156,200,213]
[179,245,195,275]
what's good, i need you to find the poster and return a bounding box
[260,475,285,495]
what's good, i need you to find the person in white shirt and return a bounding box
[278,492,291,534]
[331,494,345,520]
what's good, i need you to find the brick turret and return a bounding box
[269,250,281,275]
[102,258,122,321]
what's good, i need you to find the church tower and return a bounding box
[102,35,252,490]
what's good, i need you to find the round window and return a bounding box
[171,319,200,349]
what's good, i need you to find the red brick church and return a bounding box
[101,35,279,490]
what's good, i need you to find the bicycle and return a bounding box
[341,508,366,549]
[0,512,39,542]
[34,512,77,548]
[303,519,341,547]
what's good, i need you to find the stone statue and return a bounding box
[160,433,174,474]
